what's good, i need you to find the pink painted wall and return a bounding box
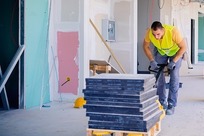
[57,31,79,95]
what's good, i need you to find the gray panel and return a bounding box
[83,74,161,132]
[137,0,160,73]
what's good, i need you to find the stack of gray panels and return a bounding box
[83,74,162,132]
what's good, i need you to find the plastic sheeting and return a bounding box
[25,0,50,108]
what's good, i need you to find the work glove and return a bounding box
[150,60,159,70]
[167,61,176,70]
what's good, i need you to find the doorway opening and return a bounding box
[0,0,24,109]
[198,12,204,62]
[191,19,195,64]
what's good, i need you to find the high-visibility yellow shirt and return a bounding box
[144,25,183,56]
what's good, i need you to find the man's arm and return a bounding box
[143,40,154,61]
[172,27,187,63]
[172,39,187,63]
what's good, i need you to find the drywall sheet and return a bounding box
[25,0,50,108]
[61,0,79,22]
[57,32,79,94]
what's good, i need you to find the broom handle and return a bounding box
[89,19,126,74]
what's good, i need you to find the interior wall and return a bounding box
[89,0,110,61]
[49,0,137,100]
[171,1,193,52]
[49,0,81,101]
[109,0,135,74]
[170,1,204,74]
[79,0,89,97]
[137,0,160,73]
[160,0,172,24]
[87,0,137,74]
[79,0,138,99]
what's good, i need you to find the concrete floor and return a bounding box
[0,102,88,136]
[0,65,204,136]
[158,75,204,136]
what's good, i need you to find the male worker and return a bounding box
[143,21,186,115]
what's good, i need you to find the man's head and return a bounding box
[151,21,164,40]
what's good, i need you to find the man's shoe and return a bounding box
[160,101,168,110]
[162,103,168,110]
[166,104,175,115]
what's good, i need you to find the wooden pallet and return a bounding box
[89,60,120,76]
[87,120,161,136]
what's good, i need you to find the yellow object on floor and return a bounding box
[74,97,86,108]
[127,134,143,136]
[92,131,111,136]
[156,99,165,120]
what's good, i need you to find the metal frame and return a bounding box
[19,0,25,109]
[0,0,25,110]
[0,67,10,110]
[0,45,25,109]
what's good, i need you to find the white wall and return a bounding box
[88,0,111,61]
[49,0,81,101]
[48,0,138,101]
[109,0,136,74]
[175,1,204,74]
[87,0,137,74]
[159,1,204,75]
[160,0,172,24]
[137,0,160,73]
